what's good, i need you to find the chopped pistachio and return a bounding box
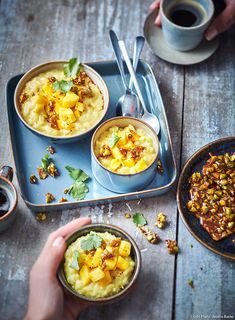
[37,167,48,180]
[47,146,56,155]
[64,188,69,194]
[157,159,164,174]
[29,174,38,184]
[139,226,160,244]
[47,162,59,177]
[45,192,55,203]
[165,240,179,254]
[188,279,194,288]
[36,212,47,221]
[155,212,167,229]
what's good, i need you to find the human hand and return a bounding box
[24,217,91,320]
[205,0,235,40]
[149,0,235,40]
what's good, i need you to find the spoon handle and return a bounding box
[118,40,148,113]
[109,30,129,91]
[129,36,145,90]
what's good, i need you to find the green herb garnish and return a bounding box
[65,166,89,182]
[64,58,81,77]
[81,233,103,251]
[70,250,80,270]
[133,212,147,226]
[41,154,50,170]
[53,80,73,93]
[109,133,120,148]
[68,181,88,200]
[65,166,90,200]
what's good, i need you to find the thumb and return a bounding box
[205,5,235,40]
[37,236,66,278]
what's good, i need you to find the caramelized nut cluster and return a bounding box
[187,152,235,241]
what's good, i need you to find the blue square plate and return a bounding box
[6,60,176,212]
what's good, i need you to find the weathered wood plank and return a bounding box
[175,26,235,320]
[0,1,184,319]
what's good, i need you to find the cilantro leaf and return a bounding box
[65,166,89,182]
[70,250,80,270]
[52,80,73,93]
[68,181,88,200]
[109,133,120,148]
[41,154,50,170]
[133,212,147,226]
[64,58,81,77]
[81,233,103,251]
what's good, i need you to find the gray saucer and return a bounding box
[143,9,219,65]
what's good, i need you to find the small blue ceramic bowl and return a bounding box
[91,117,159,193]
[0,166,18,233]
[160,0,214,51]
[14,60,109,144]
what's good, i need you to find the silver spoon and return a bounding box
[118,40,160,135]
[109,30,140,118]
[122,35,145,117]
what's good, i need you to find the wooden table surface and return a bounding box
[0,1,234,319]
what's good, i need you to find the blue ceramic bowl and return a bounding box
[160,0,214,51]
[91,117,159,193]
[57,223,141,304]
[14,60,109,144]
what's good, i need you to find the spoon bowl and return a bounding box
[118,40,160,135]
[110,30,141,118]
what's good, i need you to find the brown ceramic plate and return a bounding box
[177,137,235,260]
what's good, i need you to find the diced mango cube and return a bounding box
[42,83,53,97]
[135,159,148,172]
[105,257,117,271]
[91,248,103,268]
[59,108,76,124]
[116,256,130,270]
[84,254,93,268]
[99,271,112,287]
[123,158,135,168]
[62,92,79,108]
[119,240,131,257]
[74,110,81,119]
[79,252,87,265]
[110,159,121,171]
[111,147,123,160]
[55,101,63,114]
[76,102,84,112]
[90,267,105,282]
[57,119,67,130]
[124,140,135,149]
[79,265,91,285]
[34,95,48,114]
[117,131,127,146]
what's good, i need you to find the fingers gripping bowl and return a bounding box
[58,224,141,303]
[14,60,109,142]
[91,117,159,193]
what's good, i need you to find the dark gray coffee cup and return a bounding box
[160,0,214,51]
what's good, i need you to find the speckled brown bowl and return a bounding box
[57,223,141,304]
